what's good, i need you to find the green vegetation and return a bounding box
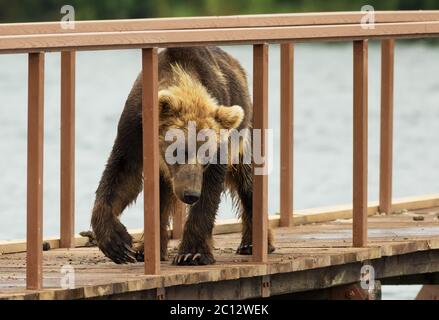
[0,0,438,23]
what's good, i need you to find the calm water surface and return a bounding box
[1,42,438,299]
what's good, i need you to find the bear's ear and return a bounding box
[215,105,244,129]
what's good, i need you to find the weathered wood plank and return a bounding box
[252,44,269,263]
[26,52,45,290]
[379,39,395,216]
[2,11,439,36]
[2,21,439,53]
[60,50,76,248]
[353,40,368,247]
[280,43,294,228]
[2,196,439,255]
[1,212,438,300]
[142,48,160,275]
[172,202,186,239]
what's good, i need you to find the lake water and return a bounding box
[1,42,438,299]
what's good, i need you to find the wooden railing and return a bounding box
[1,11,439,290]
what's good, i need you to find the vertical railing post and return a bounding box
[379,39,395,216]
[280,43,294,228]
[27,52,45,290]
[60,50,76,248]
[142,48,160,275]
[253,44,269,263]
[172,202,186,239]
[353,40,368,247]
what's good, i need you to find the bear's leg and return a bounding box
[135,176,176,262]
[91,111,144,264]
[227,163,275,255]
[173,164,227,266]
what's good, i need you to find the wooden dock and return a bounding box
[1,206,438,300]
[2,11,439,299]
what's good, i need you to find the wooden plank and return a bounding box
[2,195,439,255]
[416,285,439,300]
[172,202,186,239]
[1,218,439,300]
[280,43,294,227]
[392,194,439,211]
[2,11,439,36]
[379,39,395,216]
[329,282,382,300]
[26,52,45,290]
[252,44,269,263]
[1,195,438,255]
[60,51,76,248]
[2,21,439,53]
[142,48,160,275]
[353,40,368,248]
[295,194,439,217]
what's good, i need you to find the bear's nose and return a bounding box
[183,191,201,205]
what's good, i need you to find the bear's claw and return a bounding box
[101,242,136,264]
[236,243,276,255]
[134,250,145,263]
[236,244,252,255]
[96,220,137,264]
[172,253,215,266]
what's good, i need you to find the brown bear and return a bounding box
[91,46,275,265]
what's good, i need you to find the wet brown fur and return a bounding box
[91,47,274,265]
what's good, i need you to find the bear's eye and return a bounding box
[160,100,181,118]
[202,152,218,168]
[160,100,171,112]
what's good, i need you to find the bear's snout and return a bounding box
[182,190,201,205]
[173,164,203,205]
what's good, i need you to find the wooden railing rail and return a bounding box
[1,11,439,36]
[0,11,437,290]
[2,21,439,53]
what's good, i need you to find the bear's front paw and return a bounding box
[236,243,276,255]
[172,252,216,266]
[95,219,137,264]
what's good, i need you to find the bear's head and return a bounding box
[159,65,245,205]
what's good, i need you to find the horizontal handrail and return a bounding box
[1,11,439,36]
[1,13,439,53]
